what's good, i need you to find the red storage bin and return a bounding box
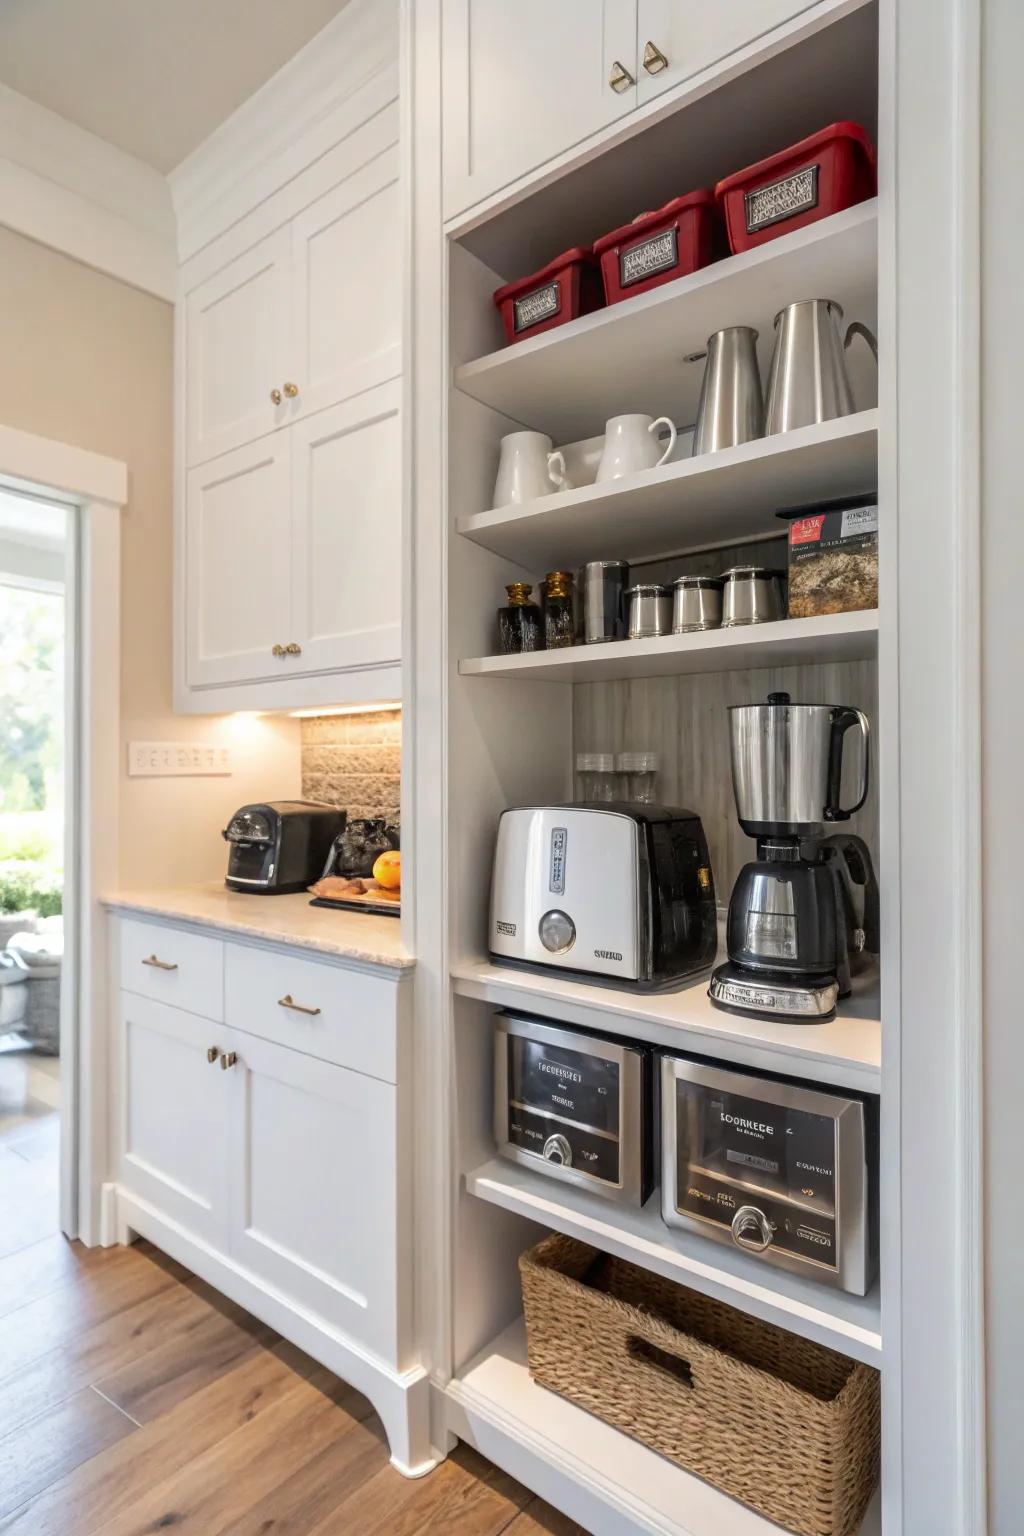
[715,122,877,255]
[592,190,717,304]
[493,247,604,345]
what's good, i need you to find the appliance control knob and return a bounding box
[543,1133,572,1167]
[538,909,576,954]
[731,1205,774,1252]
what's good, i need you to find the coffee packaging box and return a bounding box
[785,500,878,617]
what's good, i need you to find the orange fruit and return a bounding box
[372,850,401,890]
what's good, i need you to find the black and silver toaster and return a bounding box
[494,1011,654,1206]
[222,801,347,894]
[489,803,717,990]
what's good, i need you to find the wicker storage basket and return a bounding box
[520,1233,880,1536]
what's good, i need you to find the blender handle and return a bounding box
[825,708,870,821]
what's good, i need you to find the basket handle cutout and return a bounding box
[627,1335,694,1390]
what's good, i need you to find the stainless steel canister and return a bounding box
[626,583,672,639]
[721,566,785,626]
[691,326,764,455]
[577,560,630,643]
[672,575,724,633]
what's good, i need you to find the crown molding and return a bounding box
[0,82,176,301]
[169,0,399,263]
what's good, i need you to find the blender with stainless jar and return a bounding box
[709,691,877,1021]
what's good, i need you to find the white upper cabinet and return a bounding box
[185,228,291,467]
[185,435,292,689]
[636,0,819,104]
[289,151,402,424]
[442,0,637,221]
[290,382,402,676]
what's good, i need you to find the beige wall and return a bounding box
[0,227,301,885]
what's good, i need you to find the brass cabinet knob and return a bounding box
[285,642,302,656]
[219,1051,238,1071]
[206,1046,221,1064]
[270,387,282,405]
[283,382,299,399]
[272,643,286,658]
[642,40,669,74]
[608,59,635,92]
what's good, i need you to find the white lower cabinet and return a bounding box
[226,1031,399,1360]
[120,993,230,1249]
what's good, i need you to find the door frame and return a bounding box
[0,422,124,1246]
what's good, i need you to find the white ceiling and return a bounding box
[0,0,353,173]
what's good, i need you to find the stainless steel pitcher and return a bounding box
[764,299,878,435]
[729,691,870,838]
[691,326,764,455]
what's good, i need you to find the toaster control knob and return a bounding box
[543,1133,573,1167]
[731,1205,774,1252]
[538,909,576,954]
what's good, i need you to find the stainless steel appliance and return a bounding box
[764,299,878,435]
[626,583,672,639]
[577,559,630,643]
[672,574,723,632]
[490,804,717,990]
[661,1055,878,1294]
[721,566,785,626]
[495,1012,654,1205]
[709,692,875,1019]
[223,802,347,894]
[691,326,764,455]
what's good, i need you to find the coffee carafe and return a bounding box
[709,692,876,1021]
[764,299,878,435]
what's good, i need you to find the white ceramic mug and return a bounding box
[546,449,576,492]
[596,414,678,482]
[492,431,555,507]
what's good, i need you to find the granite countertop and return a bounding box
[103,884,413,971]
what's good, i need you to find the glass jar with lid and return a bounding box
[497,582,543,654]
[616,751,659,803]
[575,752,619,803]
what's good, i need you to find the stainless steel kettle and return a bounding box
[729,690,870,838]
[764,299,878,435]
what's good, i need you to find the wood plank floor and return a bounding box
[0,1060,588,1534]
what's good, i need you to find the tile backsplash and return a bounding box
[300,709,401,822]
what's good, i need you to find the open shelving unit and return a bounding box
[431,6,887,1533]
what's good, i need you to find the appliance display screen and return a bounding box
[681,1083,837,1215]
[508,1037,620,1133]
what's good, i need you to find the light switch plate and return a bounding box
[128,741,233,777]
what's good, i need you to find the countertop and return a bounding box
[103,884,414,971]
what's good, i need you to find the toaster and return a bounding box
[489,803,717,990]
[223,802,347,894]
[495,1011,655,1206]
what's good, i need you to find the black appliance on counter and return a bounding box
[709,692,878,1021]
[222,802,347,894]
[662,1055,878,1295]
[494,1011,655,1206]
[489,803,717,991]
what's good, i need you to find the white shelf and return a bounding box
[458,609,878,686]
[446,1318,881,1536]
[458,412,878,569]
[454,202,879,441]
[450,958,880,1094]
[465,1159,881,1368]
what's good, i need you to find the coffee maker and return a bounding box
[709,692,877,1021]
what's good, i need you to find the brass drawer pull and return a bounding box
[142,954,178,971]
[278,994,321,1017]
[608,59,635,92]
[642,39,669,74]
[207,1046,221,1064]
[219,1051,239,1070]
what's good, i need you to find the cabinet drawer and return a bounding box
[224,943,399,1082]
[120,918,225,1021]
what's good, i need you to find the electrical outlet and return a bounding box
[128,742,233,777]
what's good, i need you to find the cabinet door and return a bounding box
[185,228,291,466]
[225,1032,399,1361]
[442,0,638,220]
[289,381,401,676]
[636,0,819,104]
[185,435,294,689]
[120,994,229,1249]
[289,149,402,423]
